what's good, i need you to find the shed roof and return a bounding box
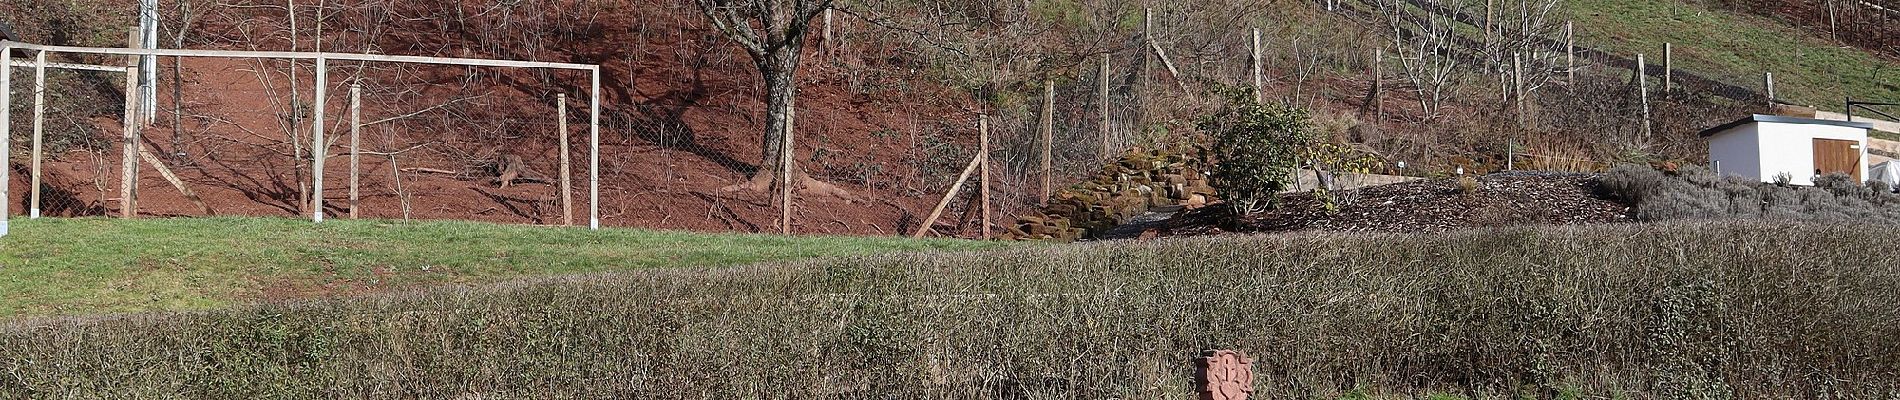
[1700,114,1877,137]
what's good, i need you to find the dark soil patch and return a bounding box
[1161,172,1634,236]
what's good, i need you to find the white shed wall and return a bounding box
[1708,124,1761,180]
[1754,121,1867,186]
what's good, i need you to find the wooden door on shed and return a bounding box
[1813,138,1862,181]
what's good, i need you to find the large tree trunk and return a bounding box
[757,59,796,179]
[698,0,847,198]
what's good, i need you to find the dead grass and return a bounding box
[5,221,1899,398]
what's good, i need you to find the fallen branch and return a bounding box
[400,167,459,175]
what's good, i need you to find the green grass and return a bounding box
[1570,0,1900,109]
[0,217,1012,318]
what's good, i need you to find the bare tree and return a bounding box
[695,0,840,194]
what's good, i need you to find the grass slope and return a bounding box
[5,222,1897,398]
[0,217,1009,318]
[1571,0,1900,108]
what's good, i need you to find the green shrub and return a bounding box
[1198,85,1314,215]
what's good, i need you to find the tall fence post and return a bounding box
[1764,72,1776,106]
[1514,52,1525,127]
[1373,48,1384,118]
[1040,80,1054,206]
[1252,28,1264,102]
[1564,21,1575,86]
[822,8,834,59]
[1100,53,1111,159]
[310,55,327,223]
[1663,43,1673,91]
[1637,53,1652,140]
[589,67,601,230]
[0,45,12,234]
[781,89,797,235]
[30,50,46,219]
[121,65,140,219]
[979,114,991,241]
[348,83,361,219]
[559,93,573,226]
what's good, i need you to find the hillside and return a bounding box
[7,222,1898,398]
[0,0,1896,237]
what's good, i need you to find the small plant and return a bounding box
[1198,85,1314,216]
[1771,172,1793,186]
[1302,143,1382,212]
[1456,175,1480,196]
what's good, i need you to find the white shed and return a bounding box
[1701,114,1876,185]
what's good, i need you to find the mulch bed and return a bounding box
[1161,172,1633,236]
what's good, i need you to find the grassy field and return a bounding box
[0,217,1011,318]
[6,221,1898,398]
[1570,0,1900,109]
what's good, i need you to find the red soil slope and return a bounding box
[9,1,987,237]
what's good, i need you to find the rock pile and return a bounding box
[1002,147,1216,241]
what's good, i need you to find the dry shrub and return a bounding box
[6,222,1900,398]
[1603,164,1900,223]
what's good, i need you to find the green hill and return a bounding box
[1570,0,1900,109]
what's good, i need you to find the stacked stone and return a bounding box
[1002,147,1215,241]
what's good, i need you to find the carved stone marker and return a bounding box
[1194,350,1255,400]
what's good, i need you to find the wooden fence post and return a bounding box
[1373,48,1384,118]
[1637,53,1652,140]
[979,114,992,241]
[782,90,797,235]
[349,83,361,219]
[310,55,327,223]
[1663,43,1673,91]
[30,50,46,219]
[121,65,141,219]
[1513,52,1525,126]
[1565,21,1575,86]
[559,93,573,226]
[1252,28,1264,102]
[590,67,601,230]
[0,46,10,229]
[1040,80,1054,206]
[1764,72,1776,106]
[823,8,834,59]
[1100,53,1111,159]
